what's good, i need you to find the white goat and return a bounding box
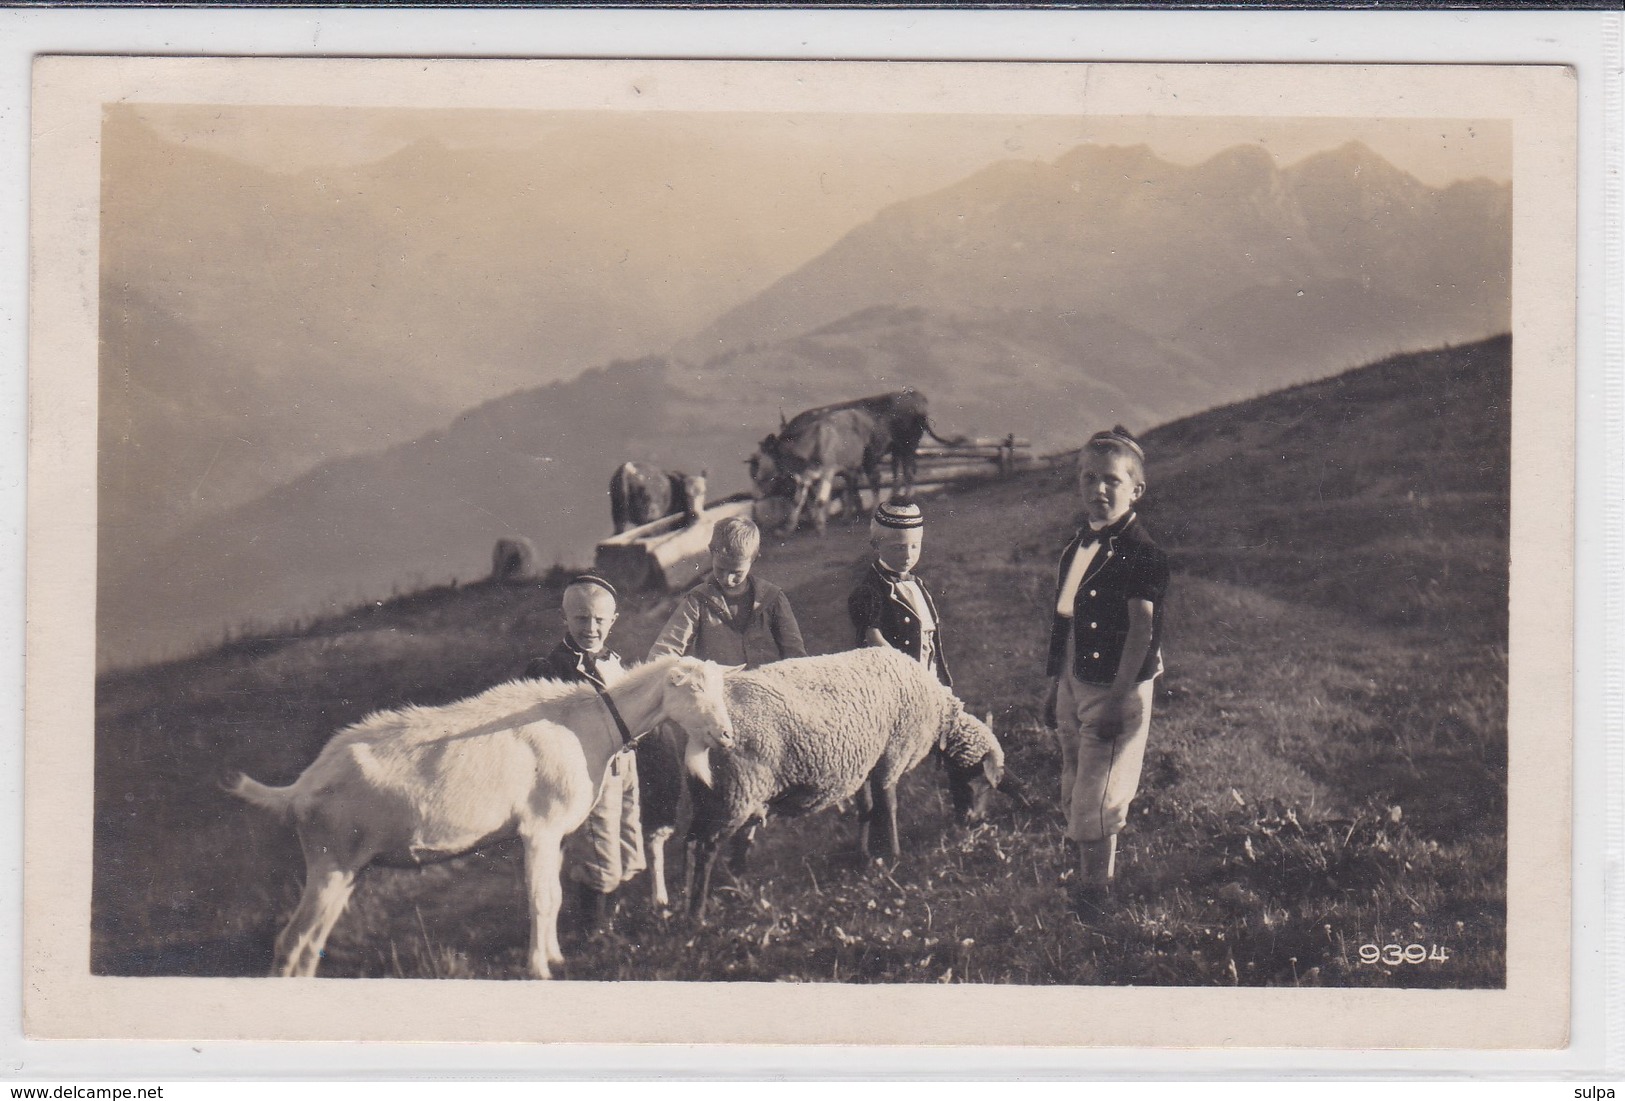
[227,655,734,979]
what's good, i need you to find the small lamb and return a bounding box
[681,646,1010,917]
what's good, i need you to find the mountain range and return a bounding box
[97,136,1511,669]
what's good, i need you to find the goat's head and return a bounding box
[663,657,739,749]
[942,710,1026,824]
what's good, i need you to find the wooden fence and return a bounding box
[592,435,1034,591]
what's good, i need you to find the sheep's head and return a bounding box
[662,657,738,751]
[941,710,1026,823]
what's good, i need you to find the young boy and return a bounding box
[524,574,644,932]
[849,499,982,821]
[1042,426,1170,919]
[648,516,806,871]
[848,499,951,688]
[648,515,807,668]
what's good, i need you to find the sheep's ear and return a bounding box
[982,754,1005,789]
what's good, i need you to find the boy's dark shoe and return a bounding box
[1065,882,1114,923]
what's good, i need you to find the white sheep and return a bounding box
[226,655,734,978]
[680,646,1010,918]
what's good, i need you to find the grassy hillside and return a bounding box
[91,337,1510,987]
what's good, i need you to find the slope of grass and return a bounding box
[91,337,1510,987]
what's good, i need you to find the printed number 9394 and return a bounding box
[1358,943,1450,965]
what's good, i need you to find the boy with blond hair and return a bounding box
[524,574,644,932]
[648,515,806,667]
[647,516,806,873]
[1043,426,1170,919]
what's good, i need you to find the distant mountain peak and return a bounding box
[1288,139,1419,188]
[1054,142,1162,176]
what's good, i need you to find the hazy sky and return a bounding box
[138,107,1511,284]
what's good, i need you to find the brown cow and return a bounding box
[750,389,958,534]
[609,462,708,535]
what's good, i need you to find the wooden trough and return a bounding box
[593,492,760,593]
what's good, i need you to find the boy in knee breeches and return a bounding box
[525,574,645,932]
[1042,427,1169,916]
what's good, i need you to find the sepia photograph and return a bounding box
[24,56,1577,1047]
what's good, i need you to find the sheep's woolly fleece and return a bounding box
[705,647,991,816]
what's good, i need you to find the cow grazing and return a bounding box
[226,656,735,979]
[609,462,708,534]
[749,389,958,535]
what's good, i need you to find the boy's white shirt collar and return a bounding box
[1057,511,1134,615]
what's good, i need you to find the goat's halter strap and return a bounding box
[590,681,637,747]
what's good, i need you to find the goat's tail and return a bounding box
[224,771,297,823]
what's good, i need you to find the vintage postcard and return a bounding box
[25,57,1576,1047]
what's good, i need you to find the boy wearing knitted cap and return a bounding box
[850,500,979,819]
[1042,427,1170,919]
[524,575,645,932]
[849,499,951,688]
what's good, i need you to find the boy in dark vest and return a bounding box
[849,499,978,819]
[848,499,951,687]
[525,574,644,932]
[1042,427,1170,919]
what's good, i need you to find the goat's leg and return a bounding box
[520,828,567,978]
[647,826,674,909]
[274,863,358,978]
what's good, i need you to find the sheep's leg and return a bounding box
[878,782,902,860]
[854,781,877,857]
[274,862,358,978]
[727,818,760,875]
[520,828,567,977]
[687,834,726,921]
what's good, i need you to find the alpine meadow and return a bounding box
[88,99,1518,994]
[93,337,1509,987]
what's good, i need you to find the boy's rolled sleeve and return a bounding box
[648,594,701,661]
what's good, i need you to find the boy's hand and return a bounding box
[1096,692,1126,742]
[1041,679,1059,729]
